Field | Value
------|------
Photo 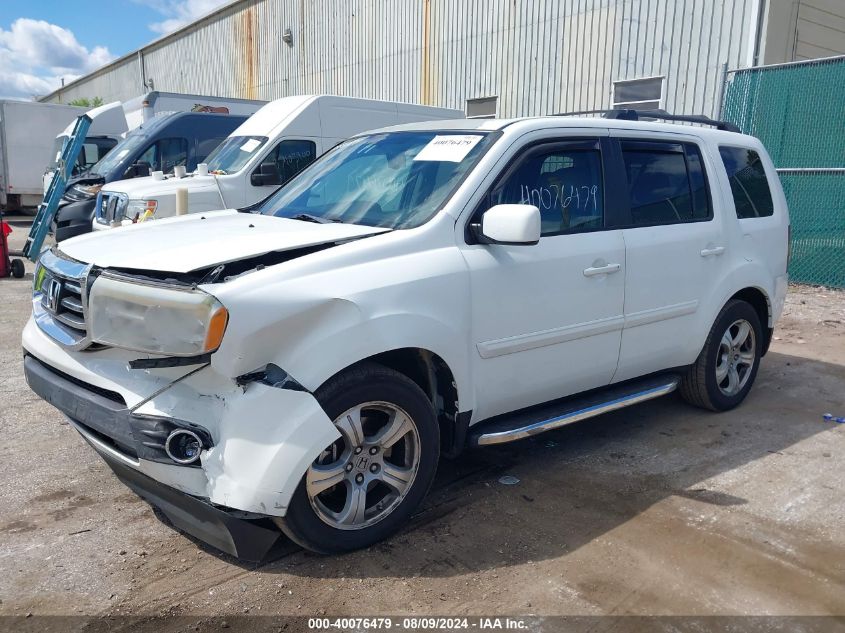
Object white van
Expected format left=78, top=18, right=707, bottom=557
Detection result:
left=93, top=95, right=461, bottom=229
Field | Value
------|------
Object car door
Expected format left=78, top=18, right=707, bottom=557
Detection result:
left=610, top=134, right=731, bottom=383
left=461, top=137, right=627, bottom=420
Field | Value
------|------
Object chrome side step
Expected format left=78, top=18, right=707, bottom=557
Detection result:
left=470, top=375, right=680, bottom=447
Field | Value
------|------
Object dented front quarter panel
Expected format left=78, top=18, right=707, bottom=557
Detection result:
left=205, top=218, right=474, bottom=409
left=201, top=383, right=340, bottom=515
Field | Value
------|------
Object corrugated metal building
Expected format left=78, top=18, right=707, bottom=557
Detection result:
left=39, top=0, right=845, bottom=118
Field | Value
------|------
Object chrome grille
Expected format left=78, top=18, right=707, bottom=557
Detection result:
left=95, top=191, right=128, bottom=225
left=33, top=249, right=93, bottom=350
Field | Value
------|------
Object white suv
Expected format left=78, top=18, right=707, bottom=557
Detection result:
left=23, top=112, right=789, bottom=558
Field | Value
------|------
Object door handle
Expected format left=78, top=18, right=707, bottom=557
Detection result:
left=700, top=246, right=726, bottom=257
left=583, top=263, right=621, bottom=277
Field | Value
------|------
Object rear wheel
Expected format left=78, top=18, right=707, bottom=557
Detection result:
left=680, top=300, right=763, bottom=411
left=277, top=363, right=439, bottom=553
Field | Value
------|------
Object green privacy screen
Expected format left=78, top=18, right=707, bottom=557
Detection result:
left=722, top=56, right=845, bottom=288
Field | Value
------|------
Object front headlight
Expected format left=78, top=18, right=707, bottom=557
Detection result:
left=126, top=199, right=157, bottom=221
left=72, top=183, right=103, bottom=197
left=88, top=274, right=228, bottom=356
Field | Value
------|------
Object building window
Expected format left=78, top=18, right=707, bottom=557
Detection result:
left=466, top=96, right=498, bottom=119
left=612, top=77, right=664, bottom=111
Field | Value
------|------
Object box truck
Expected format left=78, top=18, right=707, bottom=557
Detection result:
left=0, top=100, right=86, bottom=210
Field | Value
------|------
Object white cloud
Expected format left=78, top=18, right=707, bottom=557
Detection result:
left=0, top=18, right=112, bottom=99
left=143, top=0, right=233, bottom=35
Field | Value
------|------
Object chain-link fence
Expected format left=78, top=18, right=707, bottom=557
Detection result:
left=722, top=55, right=845, bottom=288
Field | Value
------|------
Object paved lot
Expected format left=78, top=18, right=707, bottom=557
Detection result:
left=1, top=222, right=843, bottom=622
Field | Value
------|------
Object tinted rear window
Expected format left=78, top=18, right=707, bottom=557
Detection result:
left=621, top=141, right=712, bottom=225
left=719, top=147, right=774, bottom=218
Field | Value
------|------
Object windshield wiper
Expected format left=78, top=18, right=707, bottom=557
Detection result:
left=290, top=213, right=343, bottom=224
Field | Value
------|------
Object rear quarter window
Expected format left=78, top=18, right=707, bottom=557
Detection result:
left=719, top=147, right=774, bottom=218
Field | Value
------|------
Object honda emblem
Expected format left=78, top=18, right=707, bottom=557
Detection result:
left=47, top=278, right=61, bottom=313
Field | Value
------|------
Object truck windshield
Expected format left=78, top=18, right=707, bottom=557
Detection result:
left=48, top=137, right=118, bottom=176
left=257, top=131, right=496, bottom=229
left=88, top=133, right=148, bottom=177
left=205, top=135, right=267, bottom=174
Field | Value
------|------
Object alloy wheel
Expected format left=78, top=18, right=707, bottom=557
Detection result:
left=715, top=318, right=756, bottom=396
left=306, top=401, right=421, bottom=530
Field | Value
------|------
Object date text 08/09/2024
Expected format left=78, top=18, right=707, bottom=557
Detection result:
left=307, top=617, right=529, bottom=630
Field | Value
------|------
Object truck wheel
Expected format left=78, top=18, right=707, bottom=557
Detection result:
left=680, top=300, right=763, bottom=412
left=277, top=362, right=440, bottom=554
left=10, top=258, right=25, bottom=278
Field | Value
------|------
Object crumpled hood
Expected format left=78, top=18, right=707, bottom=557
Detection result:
left=58, top=209, right=390, bottom=273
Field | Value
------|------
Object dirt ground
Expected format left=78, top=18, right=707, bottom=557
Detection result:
left=1, top=220, right=843, bottom=626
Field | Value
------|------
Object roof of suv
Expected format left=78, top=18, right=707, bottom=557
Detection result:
left=372, top=116, right=755, bottom=144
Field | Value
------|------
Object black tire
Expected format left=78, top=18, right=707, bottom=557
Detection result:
left=680, top=299, right=763, bottom=412
left=10, top=258, right=25, bottom=278
left=277, top=362, right=440, bottom=554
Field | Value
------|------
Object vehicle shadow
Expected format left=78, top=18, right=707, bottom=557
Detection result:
left=174, top=350, right=845, bottom=577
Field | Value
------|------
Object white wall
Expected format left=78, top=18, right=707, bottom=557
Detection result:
left=42, top=0, right=759, bottom=118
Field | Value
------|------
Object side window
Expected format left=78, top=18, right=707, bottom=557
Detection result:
left=621, top=141, right=711, bottom=225
left=259, top=140, right=317, bottom=185
left=136, top=143, right=156, bottom=168
left=489, top=144, right=604, bottom=236
left=75, top=139, right=117, bottom=174
left=719, top=147, right=774, bottom=218
left=133, top=138, right=188, bottom=172
left=157, top=137, right=189, bottom=173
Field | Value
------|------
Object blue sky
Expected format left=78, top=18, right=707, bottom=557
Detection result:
left=0, top=0, right=230, bottom=99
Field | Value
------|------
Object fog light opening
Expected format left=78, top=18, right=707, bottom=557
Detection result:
left=164, top=429, right=204, bottom=465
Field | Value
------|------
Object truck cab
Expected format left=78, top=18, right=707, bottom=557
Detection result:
left=42, top=101, right=129, bottom=196
left=92, top=95, right=462, bottom=229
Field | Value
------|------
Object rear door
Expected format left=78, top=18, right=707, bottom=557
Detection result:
left=461, top=135, right=628, bottom=420
left=609, top=132, right=731, bottom=382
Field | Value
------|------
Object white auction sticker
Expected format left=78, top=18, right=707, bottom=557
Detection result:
left=240, top=138, right=261, bottom=152
left=413, top=135, right=483, bottom=162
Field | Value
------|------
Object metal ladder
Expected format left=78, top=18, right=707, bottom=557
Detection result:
left=22, top=114, right=92, bottom=261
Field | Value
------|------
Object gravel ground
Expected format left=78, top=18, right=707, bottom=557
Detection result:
left=1, top=222, right=843, bottom=627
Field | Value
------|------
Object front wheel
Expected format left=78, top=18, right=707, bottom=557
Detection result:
left=277, top=363, right=440, bottom=554
left=680, top=299, right=763, bottom=411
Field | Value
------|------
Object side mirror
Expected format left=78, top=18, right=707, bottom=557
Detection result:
left=251, top=162, right=282, bottom=187
left=124, top=162, right=151, bottom=179
left=478, top=204, right=541, bottom=245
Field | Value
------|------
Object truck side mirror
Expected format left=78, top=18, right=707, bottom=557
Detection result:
left=124, top=162, right=151, bottom=179
left=251, top=162, right=282, bottom=187
left=476, top=204, right=541, bottom=245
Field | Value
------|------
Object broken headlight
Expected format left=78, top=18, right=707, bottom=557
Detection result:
left=88, top=273, right=228, bottom=356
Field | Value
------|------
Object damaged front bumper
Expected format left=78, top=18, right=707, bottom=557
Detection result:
left=22, top=318, right=340, bottom=559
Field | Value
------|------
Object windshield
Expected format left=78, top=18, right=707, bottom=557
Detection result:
left=89, top=133, right=148, bottom=177
left=205, top=135, right=267, bottom=174
left=257, top=131, right=496, bottom=229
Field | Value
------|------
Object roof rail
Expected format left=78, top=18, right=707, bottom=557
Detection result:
left=553, top=108, right=741, bottom=133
